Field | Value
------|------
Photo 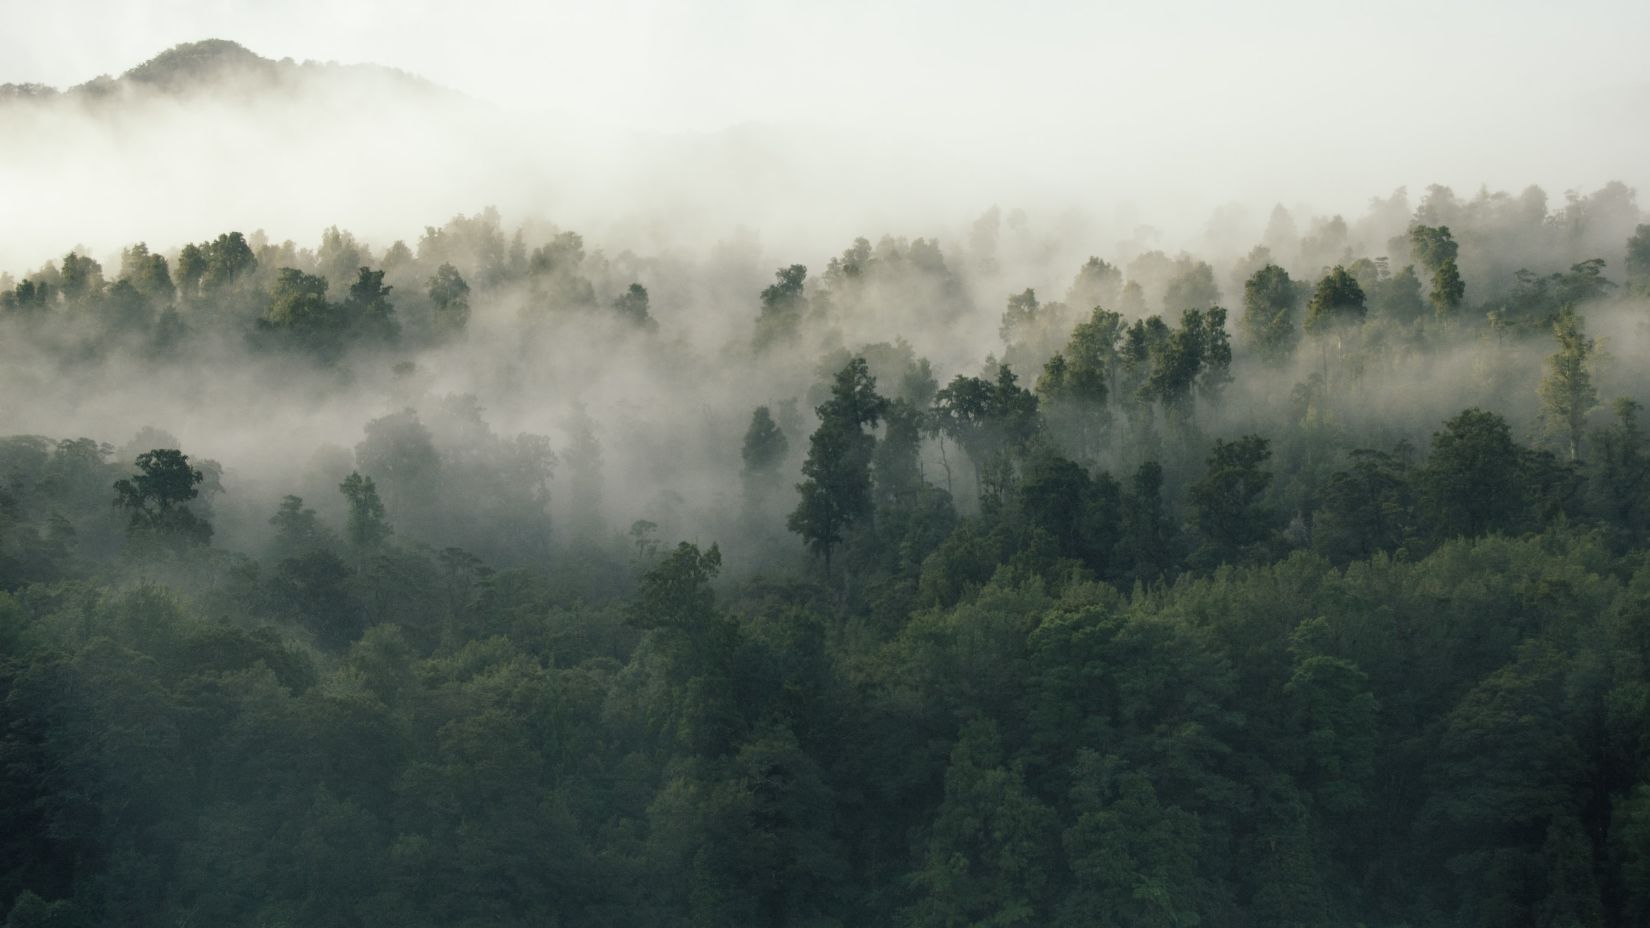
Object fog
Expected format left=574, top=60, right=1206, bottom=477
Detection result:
left=7, top=11, right=1650, bottom=928
left=1, top=8, right=1647, bottom=590
left=6, top=1, right=1650, bottom=272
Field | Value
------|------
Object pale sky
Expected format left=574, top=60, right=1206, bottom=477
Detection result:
left=4, top=0, right=1648, bottom=135
left=2, top=0, right=1648, bottom=269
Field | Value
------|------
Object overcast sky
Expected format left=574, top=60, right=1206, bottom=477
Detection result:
left=6, top=0, right=1648, bottom=135
left=2, top=0, right=1648, bottom=267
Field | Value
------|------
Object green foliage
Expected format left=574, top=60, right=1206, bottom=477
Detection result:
left=788, top=357, right=887, bottom=572
left=934, top=365, right=1040, bottom=506
left=1163, top=259, right=1219, bottom=310
left=342, top=265, right=398, bottom=341
left=338, top=471, right=390, bottom=560
left=1305, top=265, right=1367, bottom=332
left=1409, top=224, right=1466, bottom=317
left=1190, top=435, right=1275, bottom=564
left=1627, top=223, right=1650, bottom=294
left=1420, top=408, right=1532, bottom=539
left=1242, top=264, right=1301, bottom=363
left=740, top=406, right=788, bottom=480
left=907, top=719, right=1057, bottom=928
left=7, top=191, right=1650, bottom=928
left=427, top=262, right=470, bottom=335
left=753, top=264, right=808, bottom=350
left=1539, top=306, right=1598, bottom=461
left=1313, top=447, right=1416, bottom=562
left=612, top=282, right=655, bottom=329
left=112, top=448, right=211, bottom=549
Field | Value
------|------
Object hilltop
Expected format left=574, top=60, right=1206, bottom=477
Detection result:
left=0, top=39, right=452, bottom=103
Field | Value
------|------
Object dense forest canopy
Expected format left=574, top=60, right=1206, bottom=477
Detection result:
left=2, top=170, right=1648, bottom=927
left=4, top=28, right=1650, bottom=928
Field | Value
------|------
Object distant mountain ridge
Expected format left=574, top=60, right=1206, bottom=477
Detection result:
left=0, top=39, right=454, bottom=103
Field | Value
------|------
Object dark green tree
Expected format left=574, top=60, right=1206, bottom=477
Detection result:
left=1539, top=306, right=1598, bottom=461
left=1189, top=434, right=1275, bottom=563
left=1313, top=447, right=1416, bottom=562
left=754, top=264, right=808, bottom=350
left=1420, top=408, right=1529, bottom=539
left=342, top=266, right=398, bottom=342
left=1589, top=399, right=1650, bottom=549
left=1627, top=223, right=1650, bottom=295
left=338, top=472, right=390, bottom=568
left=612, top=282, right=654, bottom=329
left=1409, top=224, right=1465, bottom=317
left=118, top=243, right=174, bottom=305
left=788, top=357, right=887, bottom=573
left=112, top=449, right=211, bottom=549
left=741, top=406, right=789, bottom=480
left=428, top=262, right=470, bottom=335
left=1242, top=264, right=1301, bottom=363
left=1305, top=265, right=1367, bottom=333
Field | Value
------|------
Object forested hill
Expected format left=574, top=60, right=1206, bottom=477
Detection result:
left=2, top=185, right=1650, bottom=926
left=0, top=39, right=450, bottom=104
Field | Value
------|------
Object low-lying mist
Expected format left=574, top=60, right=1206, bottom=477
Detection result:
left=2, top=174, right=1647, bottom=581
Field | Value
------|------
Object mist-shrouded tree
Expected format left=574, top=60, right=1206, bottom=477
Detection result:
left=630, top=540, right=722, bottom=634
left=740, top=405, right=789, bottom=515
left=788, top=357, right=886, bottom=574
left=1409, top=224, right=1465, bottom=317
left=934, top=365, right=1039, bottom=507
left=1305, top=265, right=1367, bottom=333
left=1590, top=398, right=1650, bottom=549
left=1116, top=460, right=1177, bottom=586
left=174, top=242, right=206, bottom=298
left=741, top=406, right=789, bottom=480
left=754, top=264, right=809, bottom=350
left=317, top=226, right=368, bottom=286
left=872, top=398, right=927, bottom=510
left=612, top=282, right=655, bottom=329
left=112, top=449, right=211, bottom=549
left=1539, top=306, right=1598, bottom=461
left=0, top=277, right=52, bottom=316
left=1420, top=408, right=1528, bottom=540
left=1627, top=223, right=1650, bottom=295
left=428, top=262, right=470, bottom=335
left=58, top=252, right=104, bottom=304
left=1065, top=256, right=1123, bottom=310
left=118, top=243, right=174, bottom=305
left=1242, top=264, right=1301, bottom=363
left=200, top=231, right=257, bottom=293
left=1305, top=265, right=1366, bottom=388
left=339, top=471, right=390, bottom=567
left=1143, top=308, right=1231, bottom=428
left=1163, top=259, right=1220, bottom=310
left=1189, top=434, right=1275, bottom=564
left=261, top=268, right=344, bottom=354
left=1313, top=447, right=1417, bottom=563
left=342, top=266, right=398, bottom=342
left=268, top=494, right=334, bottom=560
left=1037, top=307, right=1124, bottom=461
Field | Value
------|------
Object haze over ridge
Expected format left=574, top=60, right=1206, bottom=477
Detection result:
left=3, top=10, right=1648, bottom=274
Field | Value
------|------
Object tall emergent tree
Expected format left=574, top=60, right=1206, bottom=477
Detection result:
left=1539, top=306, right=1598, bottom=461
left=1189, top=434, right=1275, bottom=564
left=1409, top=224, right=1465, bottom=317
left=788, top=357, right=887, bottom=573
left=1242, top=264, right=1301, bottom=364
left=428, top=262, right=471, bottom=335
left=339, top=471, right=390, bottom=568
left=754, top=264, right=809, bottom=350
left=741, top=405, right=789, bottom=513
left=112, top=449, right=211, bottom=549
left=1305, top=266, right=1366, bottom=387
